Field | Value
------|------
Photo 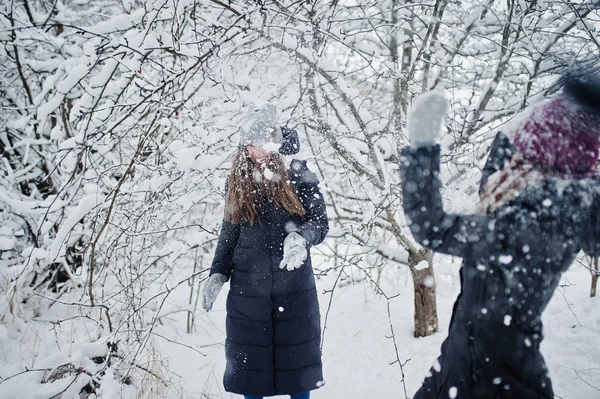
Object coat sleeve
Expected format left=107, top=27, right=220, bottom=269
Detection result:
left=209, top=183, right=240, bottom=279
left=401, top=145, right=494, bottom=257
left=479, top=131, right=516, bottom=197
left=279, top=126, right=300, bottom=155
left=291, top=160, right=329, bottom=246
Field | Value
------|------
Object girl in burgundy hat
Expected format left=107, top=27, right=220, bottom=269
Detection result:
left=401, top=73, right=600, bottom=399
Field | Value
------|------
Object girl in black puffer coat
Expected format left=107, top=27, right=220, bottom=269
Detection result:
left=202, top=104, right=328, bottom=399
left=401, top=73, right=600, bottom=399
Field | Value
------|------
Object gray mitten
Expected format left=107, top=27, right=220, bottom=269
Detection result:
left=202, top=273, right=228, bottom=312
left=279, top=232, right=308, bottom=271
left=407, top=90, right=449, bottom=147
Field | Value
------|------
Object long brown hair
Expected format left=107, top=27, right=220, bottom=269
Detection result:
left=225, top=148, right=306, bottom=224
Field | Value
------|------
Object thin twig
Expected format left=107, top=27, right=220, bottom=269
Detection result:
left=320, top=262, right=347, bottom=352
left=150, top=331, right=207, bottom=357
left=556, top=278, right=583, bottom=328
left=387, top=300, right=410, bottom=399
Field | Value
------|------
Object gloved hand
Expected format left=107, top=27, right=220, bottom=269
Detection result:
left=202, top=273, right=228, bottom=312
left=407, top=90, right=449, bottom=147
left=279, top=232, right=308, bottom=271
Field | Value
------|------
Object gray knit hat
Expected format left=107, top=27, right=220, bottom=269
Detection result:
left=239, top=104, right=282, bottom=146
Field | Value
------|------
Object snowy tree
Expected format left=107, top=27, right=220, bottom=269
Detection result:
left=0, top=0, right=259, bottom=394
left=220, top=0, right=597, bottom=338
left=1, top=0, right=599, bottom=395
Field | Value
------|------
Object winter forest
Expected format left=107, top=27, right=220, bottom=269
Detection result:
left=1, top=0, right=600, bottom=398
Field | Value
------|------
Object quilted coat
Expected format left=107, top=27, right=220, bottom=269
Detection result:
left=210, top=159, right=329, bottom=396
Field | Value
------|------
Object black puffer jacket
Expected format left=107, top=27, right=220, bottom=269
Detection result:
left=401, top=137, right=600, bottom=398
left=210, top=159, right=329, bottom=396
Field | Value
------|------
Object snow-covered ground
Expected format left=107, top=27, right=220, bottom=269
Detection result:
left=0, top=254, right=598, bottom=398
left=137, top=256, right=600, bottom=398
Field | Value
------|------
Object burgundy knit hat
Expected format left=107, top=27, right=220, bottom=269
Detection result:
left=510, top=73, right=600, bottom=174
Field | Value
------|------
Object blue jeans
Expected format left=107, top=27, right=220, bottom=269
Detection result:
left=244, top=392, right=309, bottom=399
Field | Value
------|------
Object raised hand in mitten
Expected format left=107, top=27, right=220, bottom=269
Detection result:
left=407, top=90, right=449, bottom=147
left=202, top=273, right=228, bottom=312
left=279, top=232, right=308, bottom=271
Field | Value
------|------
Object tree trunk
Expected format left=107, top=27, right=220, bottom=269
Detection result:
left=409, top=249, right=439, bottom=337
left=591, top=257, right=599, bottom=298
